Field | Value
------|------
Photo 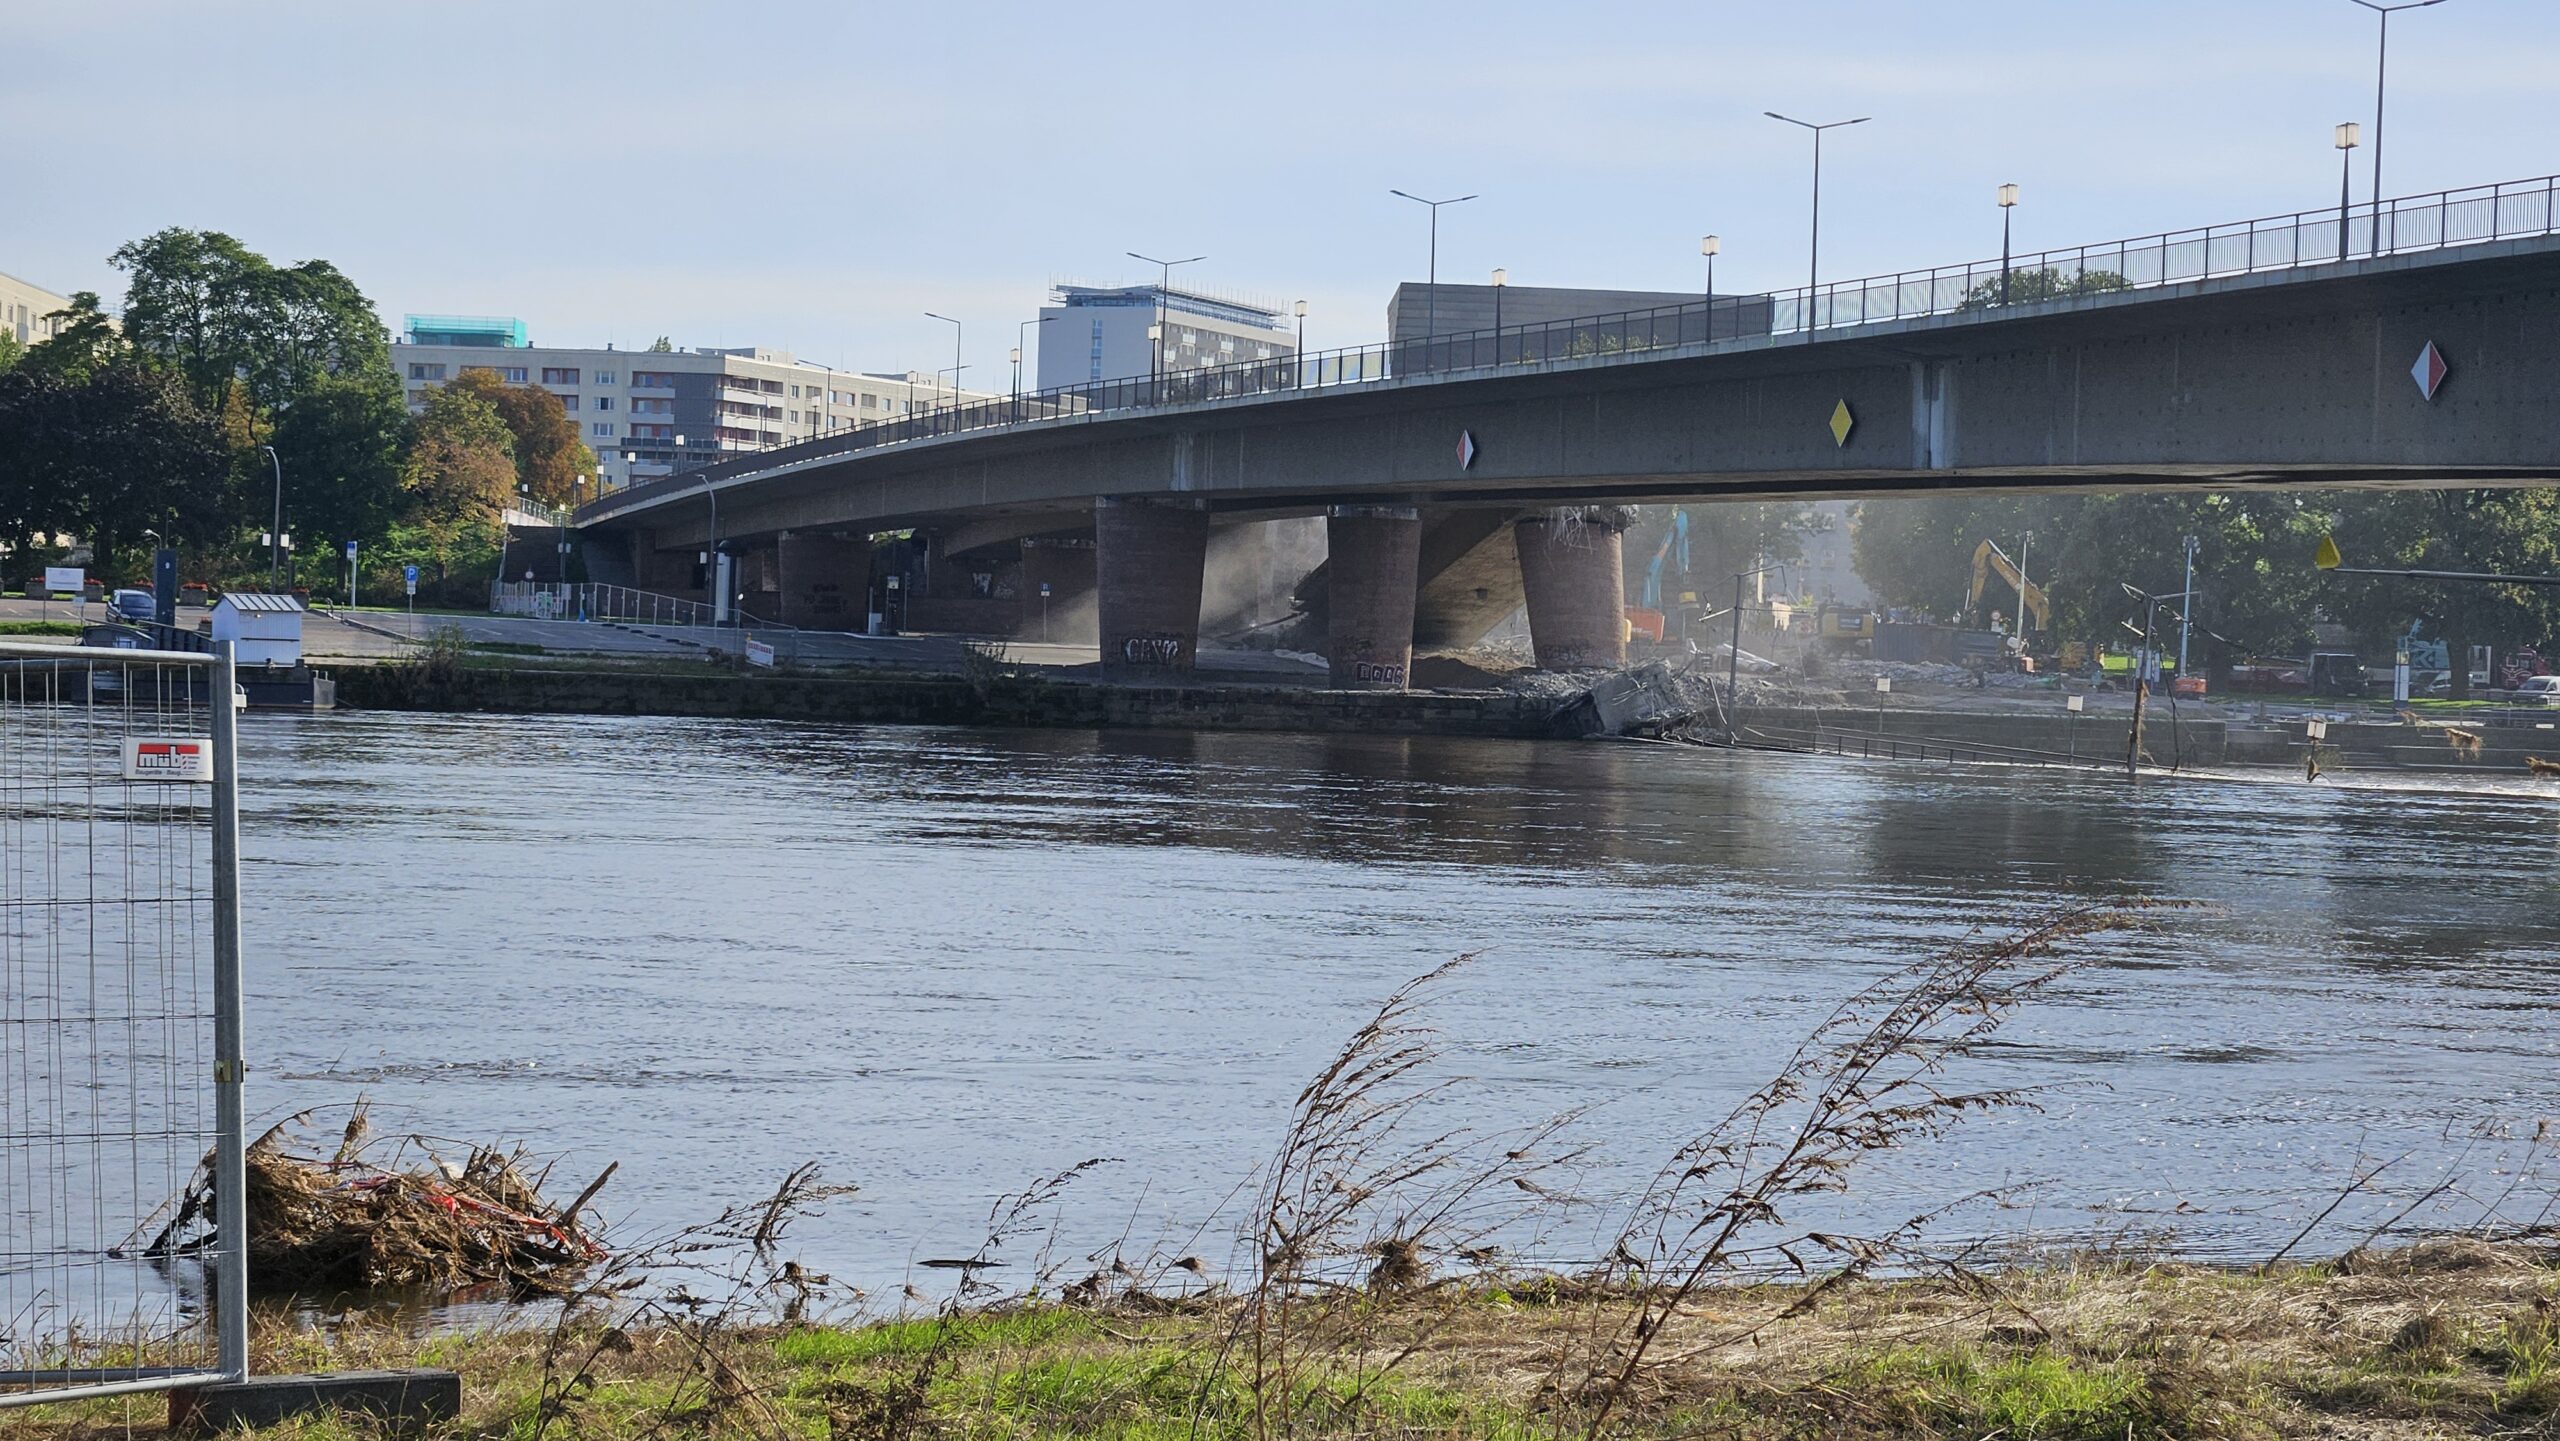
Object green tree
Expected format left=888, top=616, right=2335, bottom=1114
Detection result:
left=1958, top=267, right=2133, bottom=310
left=446, top=368, right=598, bottom=506
left=2319, top=488, right=2560, bottom=699
left=646, top=335, right=674, bottom=352
left=401, top=382, right=517, bottom=524
left=0, top=360, right=235, bottom=579
left=269, top=374, right=411, bottom=555
left=110, top=228, right=393, bottom=408
left=0, top=330, right=22, bottom=375
left=17, top=293, right=126, bottom=384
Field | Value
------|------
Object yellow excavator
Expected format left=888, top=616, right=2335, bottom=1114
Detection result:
left=1968, top=539, right=2051, bottom=632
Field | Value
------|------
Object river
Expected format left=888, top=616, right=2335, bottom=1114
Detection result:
left=233, top=712, right=2560, bottom=1297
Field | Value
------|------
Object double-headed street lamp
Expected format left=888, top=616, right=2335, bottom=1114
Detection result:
left=1997, top=183, right=2020, bottom=304
left=1127, top=250, right=1205, bottom=395
left=2350, top=0, right=2448, bottom=257
left=924, top=311, right=963, bottom=424
left=1764, top=112, right=1870, bottom=337
left=2335, top=121, right=2364, bottom=258
left=1389, top=189, right=1476, bottom=342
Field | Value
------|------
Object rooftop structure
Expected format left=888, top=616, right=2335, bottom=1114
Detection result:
left=1036, top=284, right=1296, bottom=391
left=402, top=314, right=530, bottom=348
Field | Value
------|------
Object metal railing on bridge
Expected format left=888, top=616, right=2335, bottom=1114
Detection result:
left=588, top=170, right=2560, bottom=518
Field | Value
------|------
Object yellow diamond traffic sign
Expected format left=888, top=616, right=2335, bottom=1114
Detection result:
left=1828, top=399, right=1855, bottom=448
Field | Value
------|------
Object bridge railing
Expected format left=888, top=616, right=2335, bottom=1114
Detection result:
left=585, top=171, right=2560, bottom=520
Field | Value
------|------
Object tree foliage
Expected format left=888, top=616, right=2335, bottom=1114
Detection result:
left=111, top=228, right=395, bottom=408
left=446, top=368, right=598, bottom=507
left=401, top=382, right=518, bottom=525
left=18, top=293, right=126, bottom=384
left=0, top=359, right=235, bottom=577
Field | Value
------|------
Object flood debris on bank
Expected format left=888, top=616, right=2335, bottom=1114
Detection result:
left=128, top=1102, right=609, bottom=1297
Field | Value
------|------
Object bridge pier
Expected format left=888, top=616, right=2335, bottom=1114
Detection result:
left=1096, top=497, right=1209, bottom=679
left=1515, top=508, right=1630, bottom=671
left=632, top=528, right=701, bottom=600
left=775, top=530, right=865, bottom=629
left=1325, top=506, right=1420, bottom=690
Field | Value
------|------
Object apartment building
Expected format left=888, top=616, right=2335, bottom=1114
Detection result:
left=392, top=315, right=997, bottom=493
left=0, top=269, right=75, bottom=346
left=1034, top=285, right=1295, bottom=391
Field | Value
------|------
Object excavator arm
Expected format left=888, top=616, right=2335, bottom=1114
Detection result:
left=1967, top=539, right=2051, bottom=630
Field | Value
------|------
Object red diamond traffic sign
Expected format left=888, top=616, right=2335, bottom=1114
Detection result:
left=2411, top=341, right=2450, bottom=402
left=1456, top=430, right=1478, bottom=469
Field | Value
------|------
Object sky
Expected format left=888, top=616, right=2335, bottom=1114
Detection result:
left=5, top=0, right=2557, bottom=382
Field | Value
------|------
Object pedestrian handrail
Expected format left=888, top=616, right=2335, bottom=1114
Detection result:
left=492, top=581, right=797, bottom=633
left=580, top=170, right=2560, bottom=524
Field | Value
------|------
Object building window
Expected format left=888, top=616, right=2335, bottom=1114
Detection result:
left=596, top=396, right=616, bottom=411
left=759, top=379, right=784, bottom=395
left=632, top=397, right=672, bottom=415
left=541, top=367, right=579, bottom=385
left=408, top=362, right=446, bottom=381
left=555, top=396, right=577, bottom=411
left=592, top=422, right=616, bottom=437
left=789, top=384, right=802, bottom=398
left=596, top=370, right=617, bottom=385
left=496, top=366, right=529, bottom=383
left=861, top=393, right=877, bottom=409
left=632, top=371, right=676, bottom=389
left=786, top=410, right=799, bottom=423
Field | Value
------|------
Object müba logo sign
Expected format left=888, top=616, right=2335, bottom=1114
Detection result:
left=122, top=737, right=213, bottom=783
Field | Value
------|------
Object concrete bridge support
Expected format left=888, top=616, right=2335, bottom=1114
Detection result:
left=1097, top=497, right=1209, bottom=679
left=775, top=530, right=866, bottom=629
left=1325, top=506, right=1421, bottom=690
left=1019, top=537, right=1096, bottom=644
left=631, top=528, right=701, bottom=600
left=1514, top=508, right=1629, bottom=671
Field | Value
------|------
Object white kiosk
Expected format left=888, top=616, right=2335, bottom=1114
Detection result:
left=208, top=593, right=306, bottom=669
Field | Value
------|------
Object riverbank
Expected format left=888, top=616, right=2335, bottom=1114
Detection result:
left=19, top=1238, right=2559, bottom=1438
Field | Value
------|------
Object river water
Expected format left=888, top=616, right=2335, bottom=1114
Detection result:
left=233, top=712, right=2560, bottom=1296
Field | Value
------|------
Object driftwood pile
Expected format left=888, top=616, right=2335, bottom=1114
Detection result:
left=129, top=1103, right=611, bottom=1298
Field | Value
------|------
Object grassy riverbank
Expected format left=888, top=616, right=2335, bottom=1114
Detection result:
left=19, top=1238, right=2560, bottom=1438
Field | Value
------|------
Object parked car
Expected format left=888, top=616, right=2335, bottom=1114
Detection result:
left=107, top=588, right=156, bottom=622
left=2515, top=675, right=2560, bottom=706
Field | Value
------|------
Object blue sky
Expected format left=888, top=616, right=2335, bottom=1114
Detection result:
left=5, top=0, right=2555, bottom=381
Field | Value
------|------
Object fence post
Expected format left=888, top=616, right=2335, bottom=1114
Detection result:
left=207, top=642, right=250, bottom=1382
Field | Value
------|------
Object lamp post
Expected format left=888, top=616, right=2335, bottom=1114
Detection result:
left=1013, top=314, right=1051, bottom=416
left=1700, top=234, right=1720, bottom=299
left=2334, top=121, right=2363, bottom=258
left=1292, top=300, right=1307, bottom=386
left=1997, top=183, right=2020, bottom=305
left=697, top=460, right=723, bottom=625
left=2178, top=533, right=2200, bottom=681
left=2351, top=0, right=2447, bottom=257
left=924, top=311, right=962, bottom=426
left=1490, top=267, right=1506, bottom=344
left=259, top=444, right=283, bottom=588
left=1126, top=250, right=1206, bottom=396
left=1765, top=112, right=1870, bottom=337
left=1388, top=189, right=1476, bottom=342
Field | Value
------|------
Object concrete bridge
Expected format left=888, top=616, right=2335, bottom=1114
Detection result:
left=575, top=176, right=2560, bottom=684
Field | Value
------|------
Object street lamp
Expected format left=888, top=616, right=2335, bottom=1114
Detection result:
left=1490, top=267, right=1506, bottom=337
left=1388, top=189, right=1476, bottom=342
left=924, top=311, right=962, bottom=422
left=1700, top=234, right=1720, bottom=299
left=258, top=444, right=284, bottom=587
left=2334, top=121, right=2364, bottom=259
left=1996, top=183, right=2021, bottom=304
left=697, top=463, right=722, bottom=624
left=1013, top=314, right=1052, bottom=413
left=1765, top=112, right=1870, bottom=336
left=1127, top=250, right=1206, bottom=395
left=2350, top=0, right=2447, bottom=257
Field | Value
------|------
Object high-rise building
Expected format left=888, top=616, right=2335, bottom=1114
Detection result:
left=391, top=315, right=998, bottom=493
left=1035, top=285, right=1295, bottom=391
left=0, top=269, right=75, bottom=346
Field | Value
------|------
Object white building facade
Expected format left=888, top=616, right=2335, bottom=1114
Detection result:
left=391, top=315, right=998, bottom=493
left=0, top=269, right=74, bottom=346
left=1034, top=285, right=1294, bottom=392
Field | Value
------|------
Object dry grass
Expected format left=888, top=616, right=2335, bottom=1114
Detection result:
left=14, top=1240, right=2560, bottom=1438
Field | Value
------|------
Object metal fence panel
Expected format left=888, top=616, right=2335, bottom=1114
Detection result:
left=0, top=644, right=243, bottom=1409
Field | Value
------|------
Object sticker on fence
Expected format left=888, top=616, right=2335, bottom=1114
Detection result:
left=122, top=736, right=214, bottom=782
left=745, top=637, right=777, bottom=668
